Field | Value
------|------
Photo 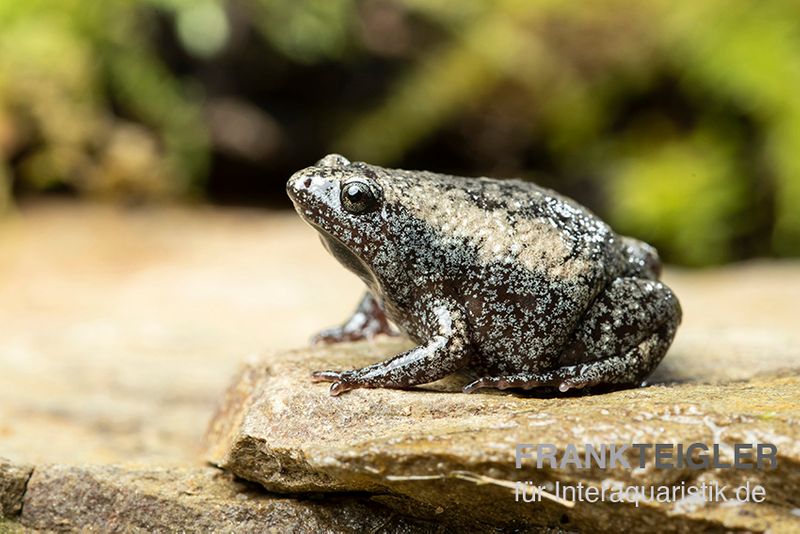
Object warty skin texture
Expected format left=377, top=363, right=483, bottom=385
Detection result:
left=286, top=154, right=681, bottom=396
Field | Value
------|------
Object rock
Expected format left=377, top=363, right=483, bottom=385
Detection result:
left=3, top=204, right=800, bottom=470
left=0, top=520, right=26, bottom=533
left=3, top=206, right=800, bottom=530
left=204, top=340, right=800, bottom=532
left=18, top=464, right=438, bottom=533
left=0, top=459, right=32, bottom=518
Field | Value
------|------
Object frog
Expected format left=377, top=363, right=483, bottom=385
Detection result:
left=286, top=154, right=681, bottom=396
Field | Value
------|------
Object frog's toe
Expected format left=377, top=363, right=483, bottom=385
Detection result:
left=462, top=377, right=491, bottom=393
left=311, top=370, right=344, bottom=382
left=328, top=381, right=356, bottom=396
left=557, top=379, right=598, bottom=393
left=310, top=329, right=349, bottom=346
left=311, top=370, right=360, bottom=395
left=310, top=334, right=329, bottom=346
left=463, top=375, right=552, bottom=393
left=464, top=376, right=517, bottom=393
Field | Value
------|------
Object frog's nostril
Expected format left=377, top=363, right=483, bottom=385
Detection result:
left=304, top=178, right=312, bottom=188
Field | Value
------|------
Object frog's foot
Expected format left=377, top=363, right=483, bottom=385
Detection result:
left=462, top=370, right=598, bottom=394
left=311, top=292, right=398, bottom=345
left=310, top=370, right=359, bottom=396
left=311, top=322, right=398, bottom=345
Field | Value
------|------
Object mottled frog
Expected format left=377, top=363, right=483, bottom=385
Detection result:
left=287, top=154, right=681, bottom=396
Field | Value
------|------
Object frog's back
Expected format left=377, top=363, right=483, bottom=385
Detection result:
left=379, top=169, right=623, bottom=285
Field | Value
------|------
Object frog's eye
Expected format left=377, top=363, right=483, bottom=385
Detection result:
left=340, top=181, right=379, bottom=214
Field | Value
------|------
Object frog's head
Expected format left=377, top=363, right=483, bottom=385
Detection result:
left=287, top=154, right=391, bottom=287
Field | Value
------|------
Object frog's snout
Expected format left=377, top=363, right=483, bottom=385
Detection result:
left=287, top=171, right=317, bottom=203
left=286, top=172, right=309, bottom=202
left=286, top=170, right=338, bottom=210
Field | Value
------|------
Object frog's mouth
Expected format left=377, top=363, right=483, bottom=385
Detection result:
left=287, top=170, right=379, bottom=287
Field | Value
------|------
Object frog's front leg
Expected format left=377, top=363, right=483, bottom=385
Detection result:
left=465, top=277, right=681, bottom=394
left=312, top=292, right=399, bottom=345
left=312, top=298, right=472, bottom=395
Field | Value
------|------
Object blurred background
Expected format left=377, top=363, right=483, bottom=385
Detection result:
left=2, top=0, right=800, bottom=469
left=1, top=0, right=799, bottom=266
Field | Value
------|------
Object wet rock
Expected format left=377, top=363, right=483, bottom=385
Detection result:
left=204, top=339, right=800, bottom=532
left=19, top=464, right=437, bottom=533
left=0, top=459, right=32, bottom=519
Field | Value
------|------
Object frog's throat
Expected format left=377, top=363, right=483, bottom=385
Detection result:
left=317, top=231, right=377, bottom=289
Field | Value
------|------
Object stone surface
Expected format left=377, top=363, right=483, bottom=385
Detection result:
left=2, top=203, right=800, bottom=531
left=204, top=340, right=800, bottom=532
left=0, top=459, right=32, bottom=519
left=11, top=463, right=437, bottom=533
left=1, top=203, right=799, bottom=468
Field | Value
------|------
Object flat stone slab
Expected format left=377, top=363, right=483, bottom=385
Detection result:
left=2, top=461, right=437, bottom=533
left=3, top=204, right=799, bottom=470
left=204, top=340, right=800, bottom=532
left=3, top=206, right=800, bottom=530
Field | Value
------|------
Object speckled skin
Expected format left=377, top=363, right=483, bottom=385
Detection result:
left=287, top=154, right=681, bottom=396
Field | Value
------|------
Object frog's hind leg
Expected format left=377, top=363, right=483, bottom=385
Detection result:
left=464, top=277, right=681, bottom=394
left=463, top=325, right=673, bottom=393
